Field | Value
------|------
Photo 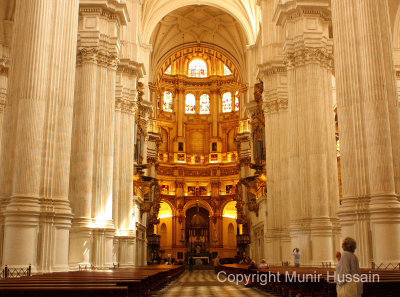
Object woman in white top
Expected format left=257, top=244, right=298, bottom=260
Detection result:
left=292, top=248, right=301, bottom=267
left=336, top=237, right=363, bottom=297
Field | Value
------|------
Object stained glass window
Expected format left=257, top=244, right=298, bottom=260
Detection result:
left=224, top=65, right=232, bottom=75
left=163, top=91, right=173, bottom=112
left=199, top=94, right=210, bottom=114
left=235, top=91, right=240, bottom=111
left=222, top=92, right=232, bottom=113
left=188, top=59, right=207, bottom=78
left=165, top=65, right=172, bottom=74
left=185, top=93, right=196, bottom=114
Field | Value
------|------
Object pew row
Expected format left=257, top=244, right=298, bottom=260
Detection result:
left=0, top=264, right=185, bottom=297
left=217, top=264, right=400, bottom=297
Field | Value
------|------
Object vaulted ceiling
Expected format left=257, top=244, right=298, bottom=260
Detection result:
left=149, top=5, right=248, bottom=81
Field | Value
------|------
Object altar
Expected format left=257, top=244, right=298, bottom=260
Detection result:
left=192, top=256, right=209, bottom=264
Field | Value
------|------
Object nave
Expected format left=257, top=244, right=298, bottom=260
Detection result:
left=153, top=270, right=274, bottom=297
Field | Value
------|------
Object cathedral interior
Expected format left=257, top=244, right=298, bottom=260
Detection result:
left=0, top=0, right=400, bottom=296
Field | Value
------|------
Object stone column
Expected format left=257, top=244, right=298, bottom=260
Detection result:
left=332, top=0, right=400, bottom=267
left=257, top=65, right=291, bottom=265
left=113, top=60, right=143, bottom=267
left=0, top=0, right=79, bottom=272
left=276, top=1, right=339, bottom=265
left=69, top=0, right=128, bottom=269
left=0, top=20, right=11, bottom=153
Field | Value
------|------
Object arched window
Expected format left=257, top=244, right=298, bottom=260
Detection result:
left=165, top=65, right=172, bottom=74
left=188, top=59, right=207, bottom=78
left=235, top=91, right=240, bottom=111
left=163, top=91, right=173, bottom=112
left=185, top=93, right=196, bottom=114
left=224, top=65, right=232, bottom=75
left=199, top=94, right=210, bottom=114
left=222, top=92, right=232, bottom=113
left=223, top=201, right=237, bottom=219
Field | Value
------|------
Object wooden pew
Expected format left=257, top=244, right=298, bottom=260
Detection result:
left=0, top=265, right=185, bottom=297
left=218, top=264, right=400, bottom=297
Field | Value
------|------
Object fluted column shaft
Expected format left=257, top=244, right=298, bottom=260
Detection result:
left=332, top=0, right=400, bottom=266
left=69, top=1, right=128, bottom=269
left=260, top=65, right=290, bottom=265
left=113, top=61, right=142, bottom=267
left=276, top=1, right=339, bottom=265
left=0, top=0, right=79, bottom=272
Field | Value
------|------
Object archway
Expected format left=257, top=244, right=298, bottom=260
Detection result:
left=185, top=206, right=210, bottom=253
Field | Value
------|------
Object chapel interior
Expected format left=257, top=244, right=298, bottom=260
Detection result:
left=0, top=0, right=399, bottom=296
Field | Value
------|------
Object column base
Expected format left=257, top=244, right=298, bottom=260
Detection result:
left=114, top=232, right=136, bottom=267
left=290, top=217, right=336, bottom=266
left=338, top=195, right=400, bottom=268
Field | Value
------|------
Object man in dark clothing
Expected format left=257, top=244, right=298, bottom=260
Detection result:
left=188, top=257, right=194, bottom=272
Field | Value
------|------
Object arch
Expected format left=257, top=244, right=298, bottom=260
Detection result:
left=183, top=200, right=213, bottom=216
left=185, top=93, right=196, bottom=114
left=158, top=201, right=173, bottom=219
left=188, top=58, right=208, bottom=78
left=153, top=43, right=243, bottom=83
left=222, top=92, right=233, bottom=113
left=142, top=0, right=259, bottom=45
left=222, top=201, right=237, bottom=219
left=199, top=94, right=210, bottom=114
left=163, top=91, right=174, bottom=112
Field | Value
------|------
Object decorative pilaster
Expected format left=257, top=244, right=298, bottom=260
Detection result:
left=276, top=0, right=340, bottom=265
left=0, top=0, right=79, bottom=272
left=332, top=0, right=400, bottom=267
left=69, top=0, right=128, bottom=269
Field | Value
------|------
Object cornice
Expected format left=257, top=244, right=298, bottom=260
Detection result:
left=274, top=0, right=331, bottom=26
left=79, top=0, right=129, bottom=25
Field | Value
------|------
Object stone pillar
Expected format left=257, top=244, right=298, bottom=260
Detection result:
left=258, top=65, right=291, bottom=265
left=69, top=0, right=128, bottom=269
left=0, top=19, right=11, bottom=153
left=0, top=0, right=79, bottom=272
left=276, top=1, right=339, bottom=265
left=113, top=60, right=143, bottom=267
left=332, top=0, right=400, bottom=267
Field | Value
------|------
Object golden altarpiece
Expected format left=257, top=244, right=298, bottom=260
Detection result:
left=135, top=46, right=268, bottom=261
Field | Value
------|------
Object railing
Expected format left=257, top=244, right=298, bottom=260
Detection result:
left=158, top=152, right=238, bottom=164
left=78, top=263, right=119, bottom=271
left=1, top=265, right=31, bottom=279
left=372, top=262, right=400, bottom=270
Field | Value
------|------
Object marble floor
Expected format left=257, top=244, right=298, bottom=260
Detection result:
left=153, top=270, right=277, bottom=297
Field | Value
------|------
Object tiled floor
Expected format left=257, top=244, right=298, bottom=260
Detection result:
left=153, top=270, right=277, bottom=297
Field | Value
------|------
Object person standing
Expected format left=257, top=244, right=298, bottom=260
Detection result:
left=214, top=255, right=221, bottom=272
left=292, top=248, right=301, bottom=267
left=336, top=237, right=363, bottom=297
left=188, top=257, right=194, bottom=272
left=258, top=259, right=269, bottom=269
